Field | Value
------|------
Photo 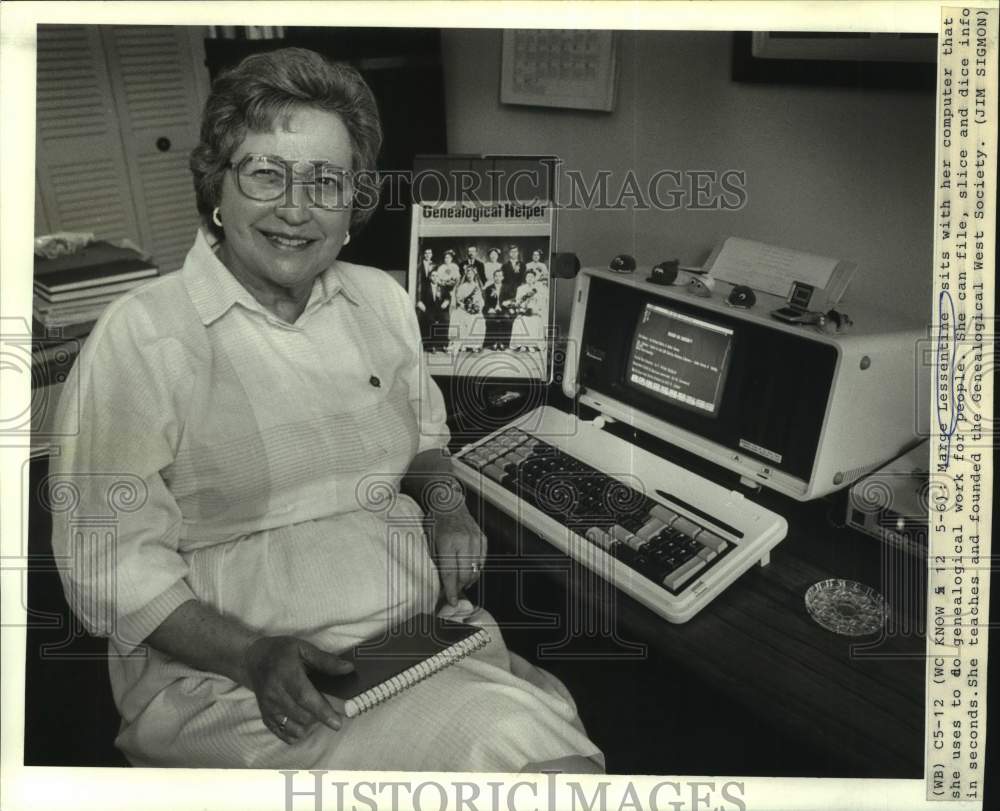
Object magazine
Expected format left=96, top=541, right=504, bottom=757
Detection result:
left=408, top=201, right=554, bottom=379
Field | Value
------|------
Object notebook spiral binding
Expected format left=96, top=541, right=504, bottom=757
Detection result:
left=345, top=629, right=491, bottom=717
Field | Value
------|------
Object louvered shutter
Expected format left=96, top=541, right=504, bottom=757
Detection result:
left=35, top=25, right=141, bottom=245
left=102, top=26, right=204, bottom=273
left=34, top=177, right=52, bottom=236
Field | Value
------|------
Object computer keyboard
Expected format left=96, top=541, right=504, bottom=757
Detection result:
left=453, top=406, right=788, bottom=623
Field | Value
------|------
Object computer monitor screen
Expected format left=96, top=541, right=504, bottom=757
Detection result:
left=577, top=276, right=838, bottom=485
left=625, top=303, right=734, bottom=417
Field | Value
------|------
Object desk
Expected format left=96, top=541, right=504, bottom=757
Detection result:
left=447, top=392, right=926, bottom=778
left=23, top=386, right=927, bottom=774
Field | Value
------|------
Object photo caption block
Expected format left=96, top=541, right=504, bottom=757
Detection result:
left=926, top=6, right=997, bottom=804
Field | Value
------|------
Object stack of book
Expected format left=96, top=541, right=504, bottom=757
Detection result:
left=33, top=241, right=159, bottom=340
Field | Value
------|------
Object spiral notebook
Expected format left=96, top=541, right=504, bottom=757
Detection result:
left=308, top=613, right=490, bottom=718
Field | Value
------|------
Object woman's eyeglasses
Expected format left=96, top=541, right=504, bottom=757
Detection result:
left=229, top=154, right=354, bottom=209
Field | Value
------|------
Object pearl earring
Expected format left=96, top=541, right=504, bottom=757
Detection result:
left=212, top=207, right=223, bottom=227
left=343, top=233, right=351, bottom=245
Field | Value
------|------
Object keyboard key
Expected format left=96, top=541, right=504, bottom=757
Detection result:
left=650, top=504, right=679, bottom=526
left=697, top=547, right=718, bottom=562
left=658, top=526, right=684, bottom=541
left=621, top=514, right=646, bottom=533
left=635, top=518, right=667, bottom=543
left=481, top=463, right=507, bottom=483
left=584, top=527, right=615, bottom=551
left=610, top=524, right=633, bottom=542
left=671, top=516, right=703, bottom=539
left=633, top=554, right=657, bottom=575
left=504, top=456, right=530, bottom=472
left=461, top=454, right=486, bottom=470
left=625, top=535, right=647, bottom=552
left=674, top=544, right=699, bottom=564
left=662, top=557, right=707, bottom=591
left=698, top=530, right=730, bottom=554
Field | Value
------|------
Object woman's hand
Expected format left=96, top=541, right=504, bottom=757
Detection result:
left=242, top=635, right=354, bottom=744
left=399, top=450, right=487, bottom=606
left=429, top=503, right=487, bottom=606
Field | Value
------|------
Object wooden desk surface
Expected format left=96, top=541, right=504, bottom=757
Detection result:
left=443, top=384, right=926, bottom=776
left=441, top=377, right=929, bottom=776
left=470, top=491, right=926, bottom=778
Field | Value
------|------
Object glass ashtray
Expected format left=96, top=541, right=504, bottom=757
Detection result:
left=804, top=579, right=887, bottom=636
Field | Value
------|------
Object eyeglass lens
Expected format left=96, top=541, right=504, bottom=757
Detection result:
left=235, top=155, right=352, bottom=209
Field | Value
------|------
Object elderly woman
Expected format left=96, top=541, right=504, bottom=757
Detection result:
left=51, top=48, right=601, bottom=773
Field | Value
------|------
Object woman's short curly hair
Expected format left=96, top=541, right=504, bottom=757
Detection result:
left=190, top=47, right=383, bottom=240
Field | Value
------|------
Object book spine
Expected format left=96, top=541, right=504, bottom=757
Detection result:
left=343, top=629, right=490, bottom=718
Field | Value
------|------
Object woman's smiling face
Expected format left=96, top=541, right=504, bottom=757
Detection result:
left=217, top=106, right=354, bottom=297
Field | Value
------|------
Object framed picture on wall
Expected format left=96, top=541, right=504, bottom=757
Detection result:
left=500, top=29, right=618, bottom=111
left=731, top=31, right=936, bottom=90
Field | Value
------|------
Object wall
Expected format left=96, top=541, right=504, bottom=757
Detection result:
left=441, top=29, right=936, bottom=327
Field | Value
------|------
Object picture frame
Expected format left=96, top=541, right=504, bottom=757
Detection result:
left=500, top=29, right=618, bottom=112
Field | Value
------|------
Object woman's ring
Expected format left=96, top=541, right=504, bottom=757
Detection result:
left=470, top=562, right=481, bottom=574
left=277, top=715, right=288, bottom=730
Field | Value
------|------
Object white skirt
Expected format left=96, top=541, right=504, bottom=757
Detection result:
left=111, top=498, right=603, bottom=771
